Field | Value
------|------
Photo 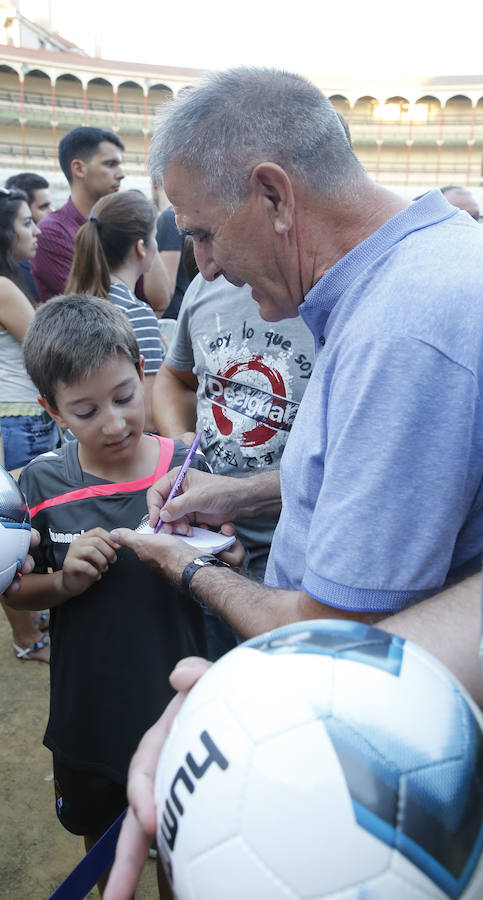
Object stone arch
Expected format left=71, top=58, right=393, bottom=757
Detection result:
left=23, top=68, right=52, bottom=106
left=382, top=96, right=411, bottom=120
left=0, top=62, right=21, bottom=90
left=148, top=82, right=173, bottom=116
left=0, top=65, right=21, bottom=137
left=86, top=77, right=115, bottom=128
left=353, top=95, right=378, bottom=119
left=55, top=73, right=84, bottom=125
left=414, top=95, right=441, bottom=121
left=328, top=94, right=350, bottom=116
left=117, top=80, right=144, bottom=136
left=118, top=79, right=144, bottom=110
left=445, top=94, right=473, bottom=119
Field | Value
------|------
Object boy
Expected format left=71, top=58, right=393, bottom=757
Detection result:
left=7, top=295, right=208, bottom=893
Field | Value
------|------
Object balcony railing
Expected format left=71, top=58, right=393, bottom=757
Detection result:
left=0, top=141, right=149, bottom=171
left=2, top=140, right=479, bottom=187
left=1, top=89, right=481, bottom=142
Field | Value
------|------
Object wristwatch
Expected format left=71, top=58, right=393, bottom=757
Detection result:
left=181, top=554, right=230, bottom=603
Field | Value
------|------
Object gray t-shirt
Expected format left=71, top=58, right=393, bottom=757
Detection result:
left=166, top=275, right=314, bottom=578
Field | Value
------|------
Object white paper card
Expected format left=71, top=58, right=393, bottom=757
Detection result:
left=135, top=518, right=235, bottom=553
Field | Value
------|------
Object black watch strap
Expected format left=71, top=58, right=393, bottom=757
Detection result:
left=181, top=555, right=230, bottom=604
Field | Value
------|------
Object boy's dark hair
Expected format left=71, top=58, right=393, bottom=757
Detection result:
left=23, top=294, right=141, bottom=409
left=4, top=172, right=49, bottom=205
left=58, top=127, right=125, bottom=184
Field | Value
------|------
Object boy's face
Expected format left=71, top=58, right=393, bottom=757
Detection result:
left=40, top=357, right=145, bottom=468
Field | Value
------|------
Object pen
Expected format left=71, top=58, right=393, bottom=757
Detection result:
left=154, top=430, right=202, bottom=533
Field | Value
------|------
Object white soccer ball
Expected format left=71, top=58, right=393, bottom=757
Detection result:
left=0, top=464, right=31, bottom=594
left=155, top=619, right=483, bottom=900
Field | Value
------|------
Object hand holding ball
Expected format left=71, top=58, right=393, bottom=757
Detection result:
left=0, top=464, right=31, bottom=594
left=155, top=620, right=483, bottom=900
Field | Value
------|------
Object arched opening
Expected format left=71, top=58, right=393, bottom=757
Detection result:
left=118, top=80, right=143, bottom=112
left=381, top=96, right=411, bottom=121
left=55, top=73, right=84, bottom=128
left=0, top=65, right=21, bottom=161
left=414, top=95, right=441, bottom=122
left=117, top=80, right=144, bottom=134
left=24, top=68, right=51, bottom=112
left=353, top=96, right=379, bottom=122
left=22, top=69, right=55, bottom=165
left=148, top=83, right=173, bottom=118
left=56, top=73, right=83, bottom=106
left=86, top=77, right=115, bottom=129
left=445, top=95, right=472, bottom=123
left=328, top=94, right=350, bottom=117
left=0, top=63, right=20, bottom=102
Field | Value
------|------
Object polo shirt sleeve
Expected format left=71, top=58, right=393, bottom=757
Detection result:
left=31, top=218, right=73, bottom=301
left=302, top=334, right=481, bottom=612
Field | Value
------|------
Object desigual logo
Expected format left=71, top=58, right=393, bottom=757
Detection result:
left=204, top=355, right=299, bottom=447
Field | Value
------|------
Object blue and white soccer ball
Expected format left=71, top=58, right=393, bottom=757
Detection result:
left=155, top=620, right=483, bottom=900
left=0, top=464, right=31, bottom=594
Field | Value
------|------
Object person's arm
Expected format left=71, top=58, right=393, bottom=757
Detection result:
left=109, top=528, right=379, bottom=637
left=159, top=250, right=180, bottom=298
left=379, top=571, right=483, bottom=707
left=0, top=277, right=34, bottom=340
left=103, top=571, right=483, bottom=900
left=142, top=373, right=157, bottom=434
left=4, top=528, right=120, bottom=612
left=152, top=363, right=198, bottom=443
left=156, top=206, right=183, bottom=299
left=141, top=251, right=171, bottom=318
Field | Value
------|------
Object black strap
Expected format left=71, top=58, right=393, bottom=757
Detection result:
left=181, top=555, right=230, bottom=602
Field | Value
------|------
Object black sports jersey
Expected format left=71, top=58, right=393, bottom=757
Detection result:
left=19, top=436, right=209, bottom=784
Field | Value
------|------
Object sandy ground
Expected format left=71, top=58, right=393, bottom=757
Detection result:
left=0, top=609, right=158, bottom=900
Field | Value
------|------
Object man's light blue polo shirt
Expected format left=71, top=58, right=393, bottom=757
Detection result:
left=265, top=190, right=483, bottom=612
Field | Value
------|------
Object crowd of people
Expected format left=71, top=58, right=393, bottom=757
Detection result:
left=1, top=69, right=482, bottom=899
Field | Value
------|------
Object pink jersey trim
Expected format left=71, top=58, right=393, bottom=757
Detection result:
left=29, top=435, right=174, bottom=519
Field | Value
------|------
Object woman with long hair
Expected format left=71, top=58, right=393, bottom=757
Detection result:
left=0, top=186, right=57, bottom=662
left=67, top=190, right=164, bottom=432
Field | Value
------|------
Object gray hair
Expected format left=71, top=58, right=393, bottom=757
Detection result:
left=149, top=67, right=364, bottom=213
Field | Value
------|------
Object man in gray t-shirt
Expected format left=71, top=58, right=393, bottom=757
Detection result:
left=153, top=273, right=314, bottom=575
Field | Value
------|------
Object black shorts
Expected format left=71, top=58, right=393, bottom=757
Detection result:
left=52, top=756, right=127, bottom=837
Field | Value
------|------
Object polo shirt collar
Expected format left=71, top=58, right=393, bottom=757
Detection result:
left=299, top=189, right=458, bottom=335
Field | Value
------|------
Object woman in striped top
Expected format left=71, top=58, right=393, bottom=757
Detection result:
left=67, top=190, right=165, bottom=432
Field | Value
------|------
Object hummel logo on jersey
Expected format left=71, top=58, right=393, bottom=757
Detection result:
left=49, top=527, right=85, bottom=544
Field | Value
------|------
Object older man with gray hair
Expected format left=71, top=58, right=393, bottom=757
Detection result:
left=105, top=68, right=483, bottom=897
left=116, top=66, right=482, bottom=630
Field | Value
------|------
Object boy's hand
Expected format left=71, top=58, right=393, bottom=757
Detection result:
left=62, top=528, right=120, bottom=596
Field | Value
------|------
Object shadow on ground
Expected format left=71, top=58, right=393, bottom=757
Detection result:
left=0, top=609, right=158, bottom=899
